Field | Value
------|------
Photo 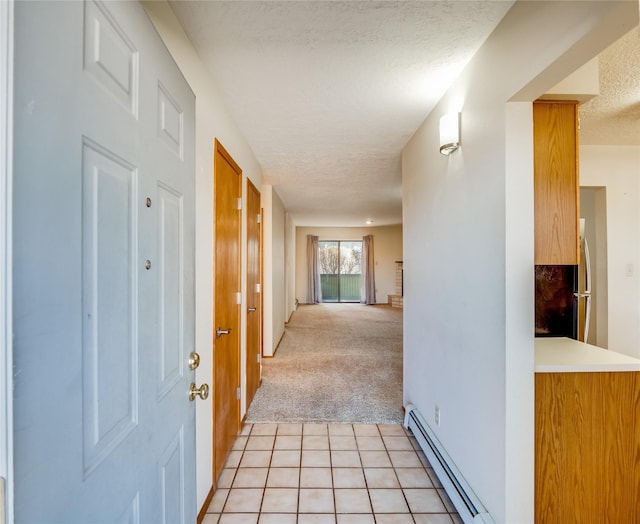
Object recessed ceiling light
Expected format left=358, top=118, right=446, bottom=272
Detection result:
left=365, top=219, right=374, bottom=225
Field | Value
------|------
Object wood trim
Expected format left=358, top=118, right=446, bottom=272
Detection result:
left=196, top=486, right=215, bottom=524
left=260, top=206, right=264, bottom=357
left=262, top=331, right=287, bottom=359
left=274, top=331, right=286, bottom=355
left=214, top=138, right=242, bottom=176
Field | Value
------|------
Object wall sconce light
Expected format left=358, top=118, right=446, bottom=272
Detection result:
left=439, top=112, right=461, bottom=155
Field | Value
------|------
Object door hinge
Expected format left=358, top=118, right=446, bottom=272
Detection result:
left=236, top=292, right=242, bottom=305
left=237, top=387, right=241, bottom=400
left=257, top=213, right=261, bottom=224
left=257, top=353, right=261, bottom=364
left=237, top=198, right=242, bottom=211
left=255, top=283, right=261, bottom=293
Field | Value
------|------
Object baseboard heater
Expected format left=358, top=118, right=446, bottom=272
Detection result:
left=404, top=404, right=495, bottom=524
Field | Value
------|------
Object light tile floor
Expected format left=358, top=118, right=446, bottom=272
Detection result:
left=204, top=423, right=462, bottom=524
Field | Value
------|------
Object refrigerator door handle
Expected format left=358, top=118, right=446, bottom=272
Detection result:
left=584, top=295, right=591, bottom=342
left=581, top=237, right=592, bottom=342
left=584, top=237, right=592, bottom=294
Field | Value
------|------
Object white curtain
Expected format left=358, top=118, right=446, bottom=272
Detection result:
left=361, top=234, right=376, bottom=304
left=307, top=235, right=322, bottom=304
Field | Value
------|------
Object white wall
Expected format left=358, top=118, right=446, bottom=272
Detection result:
left=142, top=1, right=263, bottom=511
left=580, top=145, right=640, bottom=357
left=262, top=185, right=287, bottom=357
left=285, top=213, right=297, bottom=321
left=402, top=2, right=638, bottom=522
left=295, top=225, right=403, bottom=305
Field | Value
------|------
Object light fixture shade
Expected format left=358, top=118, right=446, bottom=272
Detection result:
left=439, top=112, right=461, bottom=155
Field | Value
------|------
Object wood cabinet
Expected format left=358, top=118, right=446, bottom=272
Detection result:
left=534, top=101, right=580, bottom=265
left=535, top=371, right=640, bottom=522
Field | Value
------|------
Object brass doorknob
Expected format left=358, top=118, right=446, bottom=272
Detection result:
left=188, top=351, right=200, bottom=370
left=189, top=382, right=209, bottom=401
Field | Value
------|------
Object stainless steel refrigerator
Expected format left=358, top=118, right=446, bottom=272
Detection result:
left=574, top=218, right=592, bottom=342
left=534, top=219, right=591, bottom=341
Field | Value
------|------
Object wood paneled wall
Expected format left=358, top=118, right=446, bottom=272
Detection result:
left=535, top=371, right=640, bottom=522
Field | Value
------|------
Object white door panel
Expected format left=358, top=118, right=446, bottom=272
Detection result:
left=13, top=1, right=196, bottom=522
left=81, top=138, right=139, bottom=478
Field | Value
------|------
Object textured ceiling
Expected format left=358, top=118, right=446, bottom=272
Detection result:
left=168, top=2, right=637, bottom=227
left=579, top=25, right=640, bottom=146
left=169, top=0, right=513, bottom=226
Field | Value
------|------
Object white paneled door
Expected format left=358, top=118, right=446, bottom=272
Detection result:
left=13, top=1, right=196, bottom=522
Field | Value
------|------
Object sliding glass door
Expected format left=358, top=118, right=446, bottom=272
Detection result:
left=318, top=240, right=362, bottom=302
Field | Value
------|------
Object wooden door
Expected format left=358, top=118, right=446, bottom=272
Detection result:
left=213, top=139, right=241, bottom=483
left=13, top=1, right=197, bottom=522
left=246, top=180, right=262, bottom=408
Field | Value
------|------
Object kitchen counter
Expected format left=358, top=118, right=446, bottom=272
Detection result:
left=535, top=337, right=640, bottom=520
left=535, top=337, right=640, bottom=373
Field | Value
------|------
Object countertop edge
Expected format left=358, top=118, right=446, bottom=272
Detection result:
left=535, top=364, right=640, bottom=373
left=535, top=337, right=640, bottom=373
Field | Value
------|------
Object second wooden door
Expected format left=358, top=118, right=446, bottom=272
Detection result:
left=246, top=180, right=262, bottom=408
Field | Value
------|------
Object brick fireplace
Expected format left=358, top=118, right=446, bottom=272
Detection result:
left=388, top=260, right=403, bottom=308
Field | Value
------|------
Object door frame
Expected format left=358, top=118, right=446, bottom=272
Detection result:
left=0, top=1, right=13, bottom=522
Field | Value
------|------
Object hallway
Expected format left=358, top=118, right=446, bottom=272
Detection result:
left=204, top=303, right=461, bottom=522
left=246, top=304, right=404, bottom=424
left=204, top=422, right=462, bottom=523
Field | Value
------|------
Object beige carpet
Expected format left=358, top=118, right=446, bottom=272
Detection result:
left=245, top=303, right=404, bottom=424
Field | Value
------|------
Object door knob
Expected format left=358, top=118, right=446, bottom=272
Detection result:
left=189, top=382, right=209, bottom=401
left=216, top=327, right=231, bottom=338
left=188, top=351, right=200, bottom=370
left=248, top=307, right=256, bottom=313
